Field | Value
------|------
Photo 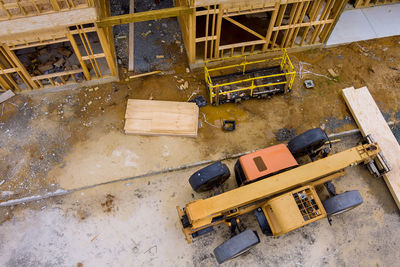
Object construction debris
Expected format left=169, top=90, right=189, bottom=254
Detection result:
left=129, top=70, right=162, bottom=79
left=0, top=90, right=15, bottom=104
left=304, top=80, right=315, bottom=89
left=328, top=68, right=339, bottom=78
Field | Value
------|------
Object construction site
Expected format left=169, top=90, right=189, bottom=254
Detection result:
left=0, top=0, right=399, bottom=266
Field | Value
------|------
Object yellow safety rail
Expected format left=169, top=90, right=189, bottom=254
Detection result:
left=204, top=49, right=296, bottom=105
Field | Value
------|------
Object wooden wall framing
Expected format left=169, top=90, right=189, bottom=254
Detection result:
left=0, top=0, right=94, bottom=21
left=176, top=0, right=347, bottom=65
left=0, top=0, right=117, bottom=93
left=353, top=0, right=400, bottom=8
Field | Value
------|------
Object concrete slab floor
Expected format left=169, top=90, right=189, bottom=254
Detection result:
left=327, top=4, right=400, bottom=46
left=0, top=138, right=399, bottom=267
left=0, top=35, right=400, bottom=265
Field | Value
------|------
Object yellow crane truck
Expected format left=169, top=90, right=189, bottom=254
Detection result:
left=177, top=128, right=390, bottom=264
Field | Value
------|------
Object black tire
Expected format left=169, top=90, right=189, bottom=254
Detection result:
left=213, top=229, right=260, bottom=264
left=287, top=128, right=328, bottom=157
left=234, top=160, right=246, bottom=187
left=254, top=208, right=273, bottom=236
left=322, top=190, right=363, bottom=216
left=189, top=162, right=230, bottom=192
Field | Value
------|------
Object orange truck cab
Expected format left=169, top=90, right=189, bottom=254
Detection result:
left=235, top=144, right=299, bottom=186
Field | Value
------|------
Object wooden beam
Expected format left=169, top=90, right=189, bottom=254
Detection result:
left=128, top=0, right=134, bottom=71
left=31, top=69, right=84, bottom=81
left=342, top=86, right=400, bottom=210
left=214, top=6, right=223, bottom=59
left=2, top=45, right=38, bottom=90
left=67, top=33, right=91, bottom=81
left=96, top=27, right=118, bottom=77
left=224, top=16, right=265, bottom=41
left=262, top=2, right=280, bottom=51
left=97, top=6, right=194, bottom=28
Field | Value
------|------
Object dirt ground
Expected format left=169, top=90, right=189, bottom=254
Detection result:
left=0, top=23, right=400, bottom=266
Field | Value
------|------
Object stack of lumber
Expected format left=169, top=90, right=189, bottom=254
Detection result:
left=124, top=99, right=199, bottom=137
left=342, top=86, right=400, bottom=210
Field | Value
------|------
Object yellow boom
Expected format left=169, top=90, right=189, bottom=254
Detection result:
left=178, top=143, right=380, bottom=242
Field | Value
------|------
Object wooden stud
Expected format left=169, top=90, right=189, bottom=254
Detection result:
left=310, top=0, right=335, bottom=44
left=1, top=45, right=38, bottom=90
left=96, top=26, right=118, bottom=77
left=204, top=6, right=210, bottom=61
left=67, top=32, right=91, bottom=80
left=320, top=0, right=346, bottom=43
left=49, top=0, right=60, bottom=11
left=263, top=2, right=280, bottom=51
left=189, top=6, right=196, bottom=64
left=281, top=3, right=298, bottom=48
left=285, top=1, right=304, bottom=47
left=81, top=26, right=102, bottom=77
left=300, top=0, right=323, bottom=46
left=76, top=25, right=100, bottom=78
left=31, top=0, right=41, bottom=14
left=209, top=5, right=217, bottom=59
left=214, top=5, right=223, bottom=59
left=48, top=77, right=55, bottom=86
left=290, top=0, right=310, bottom=47
left=0, top=61, right=20, bottom=91
left=128, top=0, right=134, bottom=71
left=271, top=4, right=287, bottom=49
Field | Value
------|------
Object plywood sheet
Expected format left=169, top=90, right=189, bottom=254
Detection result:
left=342, top=86, right=400, bottom=209
left=0, top=90, right=15, bottom=103
left=124, top=99, right=199, bottom=137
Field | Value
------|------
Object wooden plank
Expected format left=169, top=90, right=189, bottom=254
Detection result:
left=342, top=86, right=400, bottom=210
left=31, top=68, right=83, bottom=80
left=0, top=7, right=97, bottom=39
left=129, top=70, right=161, bottom=79
left=2, top=45, right=38, bottom=90
left=213, top=5, right=223, bottom=59
left=124, top=99, right=199, bottom=137
left=128, top=0, right=134, bottom=71
left=67, top=32, right=91, bottom=81
left=97, top=6, right=193, bottom=27
left=0, top=89, right=15, bottom=103
left=96, top=27, right=117, bottom=77
left=262, top=2, right=279, bottom=51
left=224, top=16, right=265, bottom=41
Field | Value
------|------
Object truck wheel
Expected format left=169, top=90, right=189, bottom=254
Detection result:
left=287, top=128, right=328, bottom=157
left=234, top=160, right=246, bottom=187
left=322, top=190, right=363, bottom=216
left=189, top=162, right=230, bottom=192
left=213, top=229, right=260, bottom=264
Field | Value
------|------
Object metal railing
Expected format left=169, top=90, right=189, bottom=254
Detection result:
left=205, top=48, right=296, bottom=105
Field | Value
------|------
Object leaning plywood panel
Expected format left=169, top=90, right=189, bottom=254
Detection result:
left=342, top=86, right=400, bottom=210
left=124, top=99, right=199, bottom=137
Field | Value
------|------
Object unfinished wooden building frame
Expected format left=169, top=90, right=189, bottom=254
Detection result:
left=176, top=0, right=347, bottom=65
left=353, top=0, right=400, bottom=8
left=0, top=0, right=117, bottom=93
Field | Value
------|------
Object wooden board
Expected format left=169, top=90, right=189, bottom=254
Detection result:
left=0, top=90, right=15, bottom=103
left=128, top=0, right=134, bottom=71
left=124, top=99, right=199, bottom=137
left=0, top=8, right=97, bottom=39
left=342, top=86, right=400, bottom=209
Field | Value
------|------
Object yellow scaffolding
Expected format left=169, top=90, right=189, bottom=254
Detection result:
left=205, top=49, right=296, bottom=105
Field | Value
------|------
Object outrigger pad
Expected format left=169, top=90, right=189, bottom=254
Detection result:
left=213, top=229, right=260, bottom=264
